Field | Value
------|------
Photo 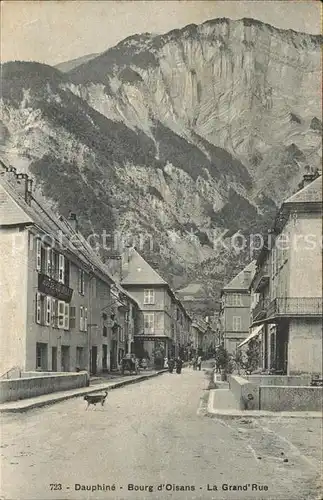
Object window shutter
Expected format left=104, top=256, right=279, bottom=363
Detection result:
left=45, top=296, right=52, bottom=326
left=45, top=247, right=52, bottom=276
left=84, top=307, right=88, bottom=331
left=35, top=293, right=42, bottom=324
left=58, top=301, right=65, bottom=328
left=36, top=240, right=42, bottom=271
left=64, top=303, right=69, bottom=330
left=52, top=298, right=58, bottom=327
left=58, top=255, right=65, bottom=284
left=80, top=306, right=84, bottom=331
left=69, top=306, right=76, bottom=329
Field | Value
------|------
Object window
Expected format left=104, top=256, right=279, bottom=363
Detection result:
left=232, top=316, right=242, bottom=332
left=58, top=254, right=65, bottom=284
left=103, top=326, right=107, bottom=337
left=36, top=343, right=48, bottom=370
left=35, top=293, right=43, bottom=324
left=45, top=247, right=52, bottom=276
left=78, top=269, right=85, bottom=295
left=144, top=313, right=154, bottom=333
left=80, top=306, right=84, bottom=331
left=58, top=301, right=65, bottom=329
left=230, top=294, right=242, bottom=306
left=144, top=289, right=155, bottom=304
left=51, top=298, right=58, bottom=327
left=69, top=306, right=76, bottom=329
left=36, top=239, right=42, bottom=271
left=64, top=303, right=69, bottom=330
left=84, top=308, right=88, bottom=331
left=45, top=296, right=52, bottom=326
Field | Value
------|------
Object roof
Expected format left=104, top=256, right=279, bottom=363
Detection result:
left=121, top=248, right=167, bottom=286
left=284, top=176, right=322, bottom=205
left=176, top=283, right=203, bottom=296
left=222, top=260, right=256, bottom=292
left=0, top=183, right=33, bottom=225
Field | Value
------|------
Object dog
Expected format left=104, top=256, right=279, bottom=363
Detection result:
left=84, top=391, right=108, bottom=410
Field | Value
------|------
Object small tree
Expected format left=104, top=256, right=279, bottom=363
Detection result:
left=215, top=345, right=230, bottom=372
left=245, top=339, right=261, bottom=373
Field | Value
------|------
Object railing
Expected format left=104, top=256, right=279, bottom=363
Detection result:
left=0, top=366, right=22, bottom=379
left=252, top=299, right=269, bottom=322
left=268, top=297, right=322, bottom=317
left=252, top=264, right=270, bottom=292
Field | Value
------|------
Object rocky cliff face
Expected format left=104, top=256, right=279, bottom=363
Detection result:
left=0, top=18, right=321, bottom=297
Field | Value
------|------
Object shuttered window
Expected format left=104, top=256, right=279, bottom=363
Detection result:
left=84, top=308, right=88, bottom=331
left=36, top=240, right=42, bottom=271
left=80, top=306, right=84, bottom=331
left=35, top=293, right=42, bottom=324
left=64, top=303, right=69, bottom=330
left=58, top=301, right=65, bottom=329
left=58, top=254, right=65, bottom=284
left=45, top=296, right=52, bottom=326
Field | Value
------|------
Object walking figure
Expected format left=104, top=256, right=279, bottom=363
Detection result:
left=168, top=358, right=175, bottom=373
left=176, top=357, right=183, bottom=374
left=197, top=355, right=202, bottom=371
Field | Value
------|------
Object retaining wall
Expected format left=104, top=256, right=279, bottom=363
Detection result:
left=246, top=375, right=312, bottom=386
left=259, top=386, right=323, bottom=412
left=228, top=375, right=259, bottom=410
left=0, top=372, right=89, bottom=403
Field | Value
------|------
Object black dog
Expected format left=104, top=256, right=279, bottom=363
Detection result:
left=84, top=391, right=108, bottom=410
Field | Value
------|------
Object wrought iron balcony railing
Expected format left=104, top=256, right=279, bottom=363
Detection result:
left=252, top=264, right=270, bottom=292
left=268, top=297, right=322, bottom=317
left=252, top=299, right=270, bottom=322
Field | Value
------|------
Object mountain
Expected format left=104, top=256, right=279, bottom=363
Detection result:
left=0, top=18, right=321, bottom=306
left=55, top=53, right=100, bottom=73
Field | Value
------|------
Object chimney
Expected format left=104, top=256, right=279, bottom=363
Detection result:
left=68, top=212, right=78, bottom=232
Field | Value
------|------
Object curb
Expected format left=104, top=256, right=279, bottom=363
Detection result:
left=0, top=370, right=167, bottom=413
left=207, top=389, right=323, bottom=419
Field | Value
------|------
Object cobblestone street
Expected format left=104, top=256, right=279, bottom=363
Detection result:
left=1, top=369, right=322, bottom=500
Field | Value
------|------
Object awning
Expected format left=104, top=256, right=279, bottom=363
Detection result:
left=237, top=325, right=263, bottom=348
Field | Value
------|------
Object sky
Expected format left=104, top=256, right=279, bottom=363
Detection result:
left=1, top=1, right=321, bottom=66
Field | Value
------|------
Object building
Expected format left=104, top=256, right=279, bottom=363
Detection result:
left=219, top=261, right=256, bottom=355
left=248, top=173, right=322, bottom=375
left=118, top=247, right=191, bottom=362
left=0, top=167, right=120, bottom=375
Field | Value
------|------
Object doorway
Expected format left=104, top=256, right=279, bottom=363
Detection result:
left=91, top=346, right=98, bottom=375
left=61, top=346, right=70, bottom=372
left=51, top=347, right=57, bottom=371
left=102, top=344, right=108, bottom=371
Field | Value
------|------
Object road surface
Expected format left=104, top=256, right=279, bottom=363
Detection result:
left=1, top=368, right=322, bottom=500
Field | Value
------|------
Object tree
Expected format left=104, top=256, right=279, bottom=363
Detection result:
left=245, top=339, right=261, bottom=373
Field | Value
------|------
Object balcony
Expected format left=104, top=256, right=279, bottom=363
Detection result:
left=38, top=273, right=73, bottom=303
left=267, top=297, right=322, bottom=318
left=252, top=299, right=269, bottom=323
left=252, top=264, right=270, bottom=292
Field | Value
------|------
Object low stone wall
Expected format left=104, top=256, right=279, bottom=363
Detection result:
left=0, top=372, right=89, bottom=403
left=246, top=375, right=312, bottom=386
left=259, top=386, right=323, bottom=412
left=228, top=375, right=259, bottom=410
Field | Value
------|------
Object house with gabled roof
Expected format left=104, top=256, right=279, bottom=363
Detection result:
left=119, top=247, right=192, bottom=363
left=219, top=261, right=256, bottom=355
left=0, top=164, right=139, bottom=376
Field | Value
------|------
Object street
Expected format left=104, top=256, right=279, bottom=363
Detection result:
left=0, top=368, right=322, bottom=500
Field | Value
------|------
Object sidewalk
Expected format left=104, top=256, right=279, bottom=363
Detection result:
left=0, top=370, right=166, bottom=414
left=207, top=377, right=323, bottom=419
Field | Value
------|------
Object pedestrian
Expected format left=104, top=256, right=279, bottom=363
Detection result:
left=193, top=357, right=197, bottom=370
left=164, top=356, right=169, bottom=369
left=176, top=357, right=183, bottom=374
left=168, top=358, right=174, bottom=373
left=197, top=355, right=202, bottom=371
